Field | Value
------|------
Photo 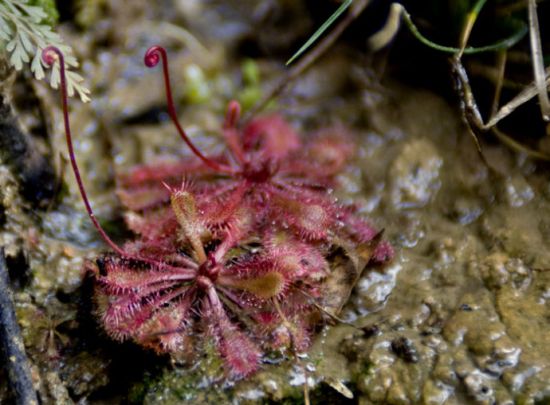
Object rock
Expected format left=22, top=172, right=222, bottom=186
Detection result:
left=389, top=139, right=443, bottom=209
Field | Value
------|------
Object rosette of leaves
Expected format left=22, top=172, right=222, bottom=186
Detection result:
left=0, top=0, right=90, bottom=101
left=41, top=43, right=394, bottom=379
left=89, top=181, right=341, bottom=377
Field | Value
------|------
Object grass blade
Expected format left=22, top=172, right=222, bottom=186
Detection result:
left=286, top=0, right=353, bottom=65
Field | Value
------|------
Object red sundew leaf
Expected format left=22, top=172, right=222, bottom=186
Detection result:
left=204, top=293, right=262, bottom=378
left=219, top=326, right=262, bottom=378
left=99, top=283, right=193, bottom=341
left=277, top=130, right=354, bottom=183
left=219, top=257, right=289, bottom=300
left=221, top=255, right=283, bottom=279
left=336, top=210, right=394, bottom=264
left=95, top=300, right=139, bottom=340
left=117, top=159, right=209, bottom=189
left=304, top=127, right=355, bottom=173
left=117, top=183, right=172, bottom=211
left=121, top=241, right=185, bottom=265
left=248, top=300, right=315, bottom=353
left=338, top=209, right=380, bottom=242
left=222, top=272, right=287, bottom=300
left=124, top=208, right=177, bottom=240
left=95, top=256, right=195, bottom=296
left=198, top=183, right=247, bottom=229
left=99, top=249, right=195, bottom=271
left=264, top=233, right=329, bottom=280
left=135, top=292, right=195, bottom=353
left=215, top=205, right=257, bottom=243
left=97, top=264, right=194, bottom=294
left=242, top=115, right=301, bottom=160
left=268, top=188, right=335, bottom=241
left=96, top=289, right=158, bottom=340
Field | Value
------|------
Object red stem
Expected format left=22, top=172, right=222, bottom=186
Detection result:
left=144, top=46, right=236, bottom=174
left=206, top=282, right=226, bottom=317
left=223, top=100, right=247, bottom=165
left=42, top=46, right=127, bottom=257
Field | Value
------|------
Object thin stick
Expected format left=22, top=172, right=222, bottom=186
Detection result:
left=451, top=58, right=491, bottom=167
left=527, top=0, right=550, bottom=121
left=491, top=126, right=550, bottom=160
left=486, top=67, right=550, bottom=128
left=243, top=0, right=370, bottom=122
left=0, top=248, right=39, bottom=405
left=491, top=51, right=507, bottom=117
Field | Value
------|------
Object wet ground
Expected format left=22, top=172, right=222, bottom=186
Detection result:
left=1, top=1, right=549, bottom=404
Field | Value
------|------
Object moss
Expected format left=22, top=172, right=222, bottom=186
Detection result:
left=183, top=64, right=211, bottom=105
left=142, top=367, right=231, bottom=405
left=127, top=372, right=154, bottom=404
left=139, top=342, right=230, bottom=404
left=238, top=59, right=262, bottom=110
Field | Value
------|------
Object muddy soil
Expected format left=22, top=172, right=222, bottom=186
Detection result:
left=1, top=1, right=549, bottom=404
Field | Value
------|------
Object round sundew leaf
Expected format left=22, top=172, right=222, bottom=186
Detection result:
left=242, top=115, right=301, bottom=160
left=135, top=297, right=193, bottom=353
left=304, top=129, right=354, bottom=175
left=170, top=189, right=209, bottom=262
left=268, top=192, right=334, bottom=241
left=117, top=184, right=172, bottom=211
left=264, top=233, right=329, bottom=280
left=219, top=272, right=286, bottom=299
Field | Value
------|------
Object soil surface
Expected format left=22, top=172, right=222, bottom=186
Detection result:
left=1, top=1, right=549, bottom=404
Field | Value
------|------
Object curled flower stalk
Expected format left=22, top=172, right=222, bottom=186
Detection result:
left=42, top=46, right=125, bottom=257
left=143, top=46, right=235, bottom=175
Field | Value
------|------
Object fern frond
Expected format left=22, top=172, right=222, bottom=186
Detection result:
left=0, top=0, right=90, bottom=102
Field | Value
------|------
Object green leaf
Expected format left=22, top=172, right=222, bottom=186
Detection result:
left=28, top=0, right=58, bottom=25
left=0, top=0, right=90, bottom=101
left=286, top=0, right=353, bottom=65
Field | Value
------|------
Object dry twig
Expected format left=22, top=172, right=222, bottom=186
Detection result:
left=0, top=247, right=38, bottom=405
